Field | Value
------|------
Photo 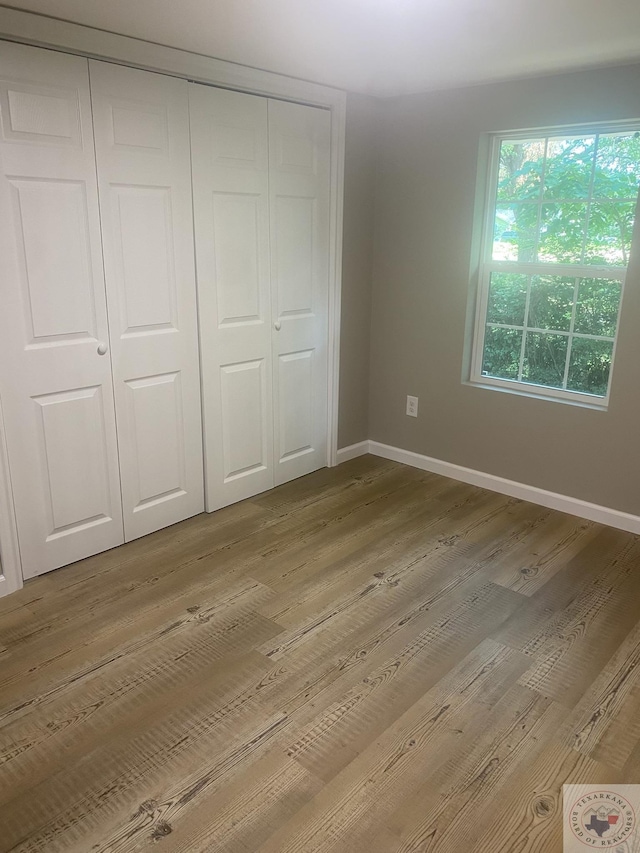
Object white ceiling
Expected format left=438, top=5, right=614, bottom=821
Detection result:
left=3, top=0, right=640, bottom=97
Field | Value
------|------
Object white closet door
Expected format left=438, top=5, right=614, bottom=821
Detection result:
left=190, top=84, right=274, bottom=511
left=269, top=99, right=331, bottom=485
left=90, top=61, right=204, bottom=540
left=0, top=43, right=124, bottom=578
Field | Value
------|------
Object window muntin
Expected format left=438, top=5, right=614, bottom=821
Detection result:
left=473, top=127, right=640, bottom=404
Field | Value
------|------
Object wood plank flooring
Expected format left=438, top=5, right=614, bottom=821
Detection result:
left=1, top=455, right=639, bottom=852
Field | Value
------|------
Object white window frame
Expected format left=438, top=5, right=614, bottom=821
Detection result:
left=470, top=121, right=640, bottom=408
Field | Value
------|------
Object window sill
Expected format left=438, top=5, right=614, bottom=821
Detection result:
left=465, top=375, right=609, bottom=411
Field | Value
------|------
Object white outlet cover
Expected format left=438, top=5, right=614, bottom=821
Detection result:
left=406, top=395, right=418, bottom=417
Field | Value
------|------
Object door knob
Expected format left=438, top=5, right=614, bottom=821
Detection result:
left=274, top=321, right=281, bottom=331
left=97, top=342, right=108, bottom=355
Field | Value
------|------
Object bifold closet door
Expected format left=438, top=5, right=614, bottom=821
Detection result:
left=90, top=61, right=204, bottom=539
left=0, top=43, right=124, bottom=577
left=190, top=85, right=274, bottom=511
left=269, top=99, right=331, bottom=485
left=190, top=85, right=331, bottom=510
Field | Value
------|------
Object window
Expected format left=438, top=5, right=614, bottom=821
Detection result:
left=470, top=126, right=640, bottom=405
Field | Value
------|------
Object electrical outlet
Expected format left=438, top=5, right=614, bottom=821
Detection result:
left=406, top=395, right=418, bottom=417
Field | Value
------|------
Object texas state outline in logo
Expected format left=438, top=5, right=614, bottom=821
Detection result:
left=566, top=787, right=637, bottom=848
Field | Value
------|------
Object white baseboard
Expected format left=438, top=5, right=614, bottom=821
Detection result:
left=337, top=439, right=640, bottom=535
left=336, top=440, right=370, bottom=463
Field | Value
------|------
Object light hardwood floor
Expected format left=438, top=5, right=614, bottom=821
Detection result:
left=1, top=455, right=639, bottom=852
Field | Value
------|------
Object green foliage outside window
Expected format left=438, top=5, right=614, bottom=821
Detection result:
left=482, top=130, right=639, bottom=397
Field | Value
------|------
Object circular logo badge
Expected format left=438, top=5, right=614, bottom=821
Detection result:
left=569, top=790, right=636, bottom=846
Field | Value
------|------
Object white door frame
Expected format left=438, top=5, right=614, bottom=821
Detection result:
left=0, top=8, right=345, bottom=596
left=0, top=396, right=21, bottom=595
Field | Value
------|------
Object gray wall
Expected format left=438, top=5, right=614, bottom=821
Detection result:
left=367, top=64, right=640, bottom=514
left=337, top=93, right=378, bottom=448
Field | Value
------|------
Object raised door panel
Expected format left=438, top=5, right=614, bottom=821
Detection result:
left=0, top=42, right=124, bottom=577
left=113, top=186, right=178, bottom=334
left=90, top=60, right=204, bottom=540
left=34, top=386, right=114, bottom=536
left=277, top=350, right=314, bottom=463
left=110, top=101, right=169, bottom=152
left=9, top=178, right=98, bottom=344
left=125, top=372, right=186, bottom=510
left=274, top=195, right=315, bottom=319
left=269, top=99, right=331, bottom=486
left=220, top=359, right=268, bottom=482
left=213, top=193, right=262, bottom=326
left=190, top=83, right=273, bottom=511
left=0, top=80, right=82, bottom=146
